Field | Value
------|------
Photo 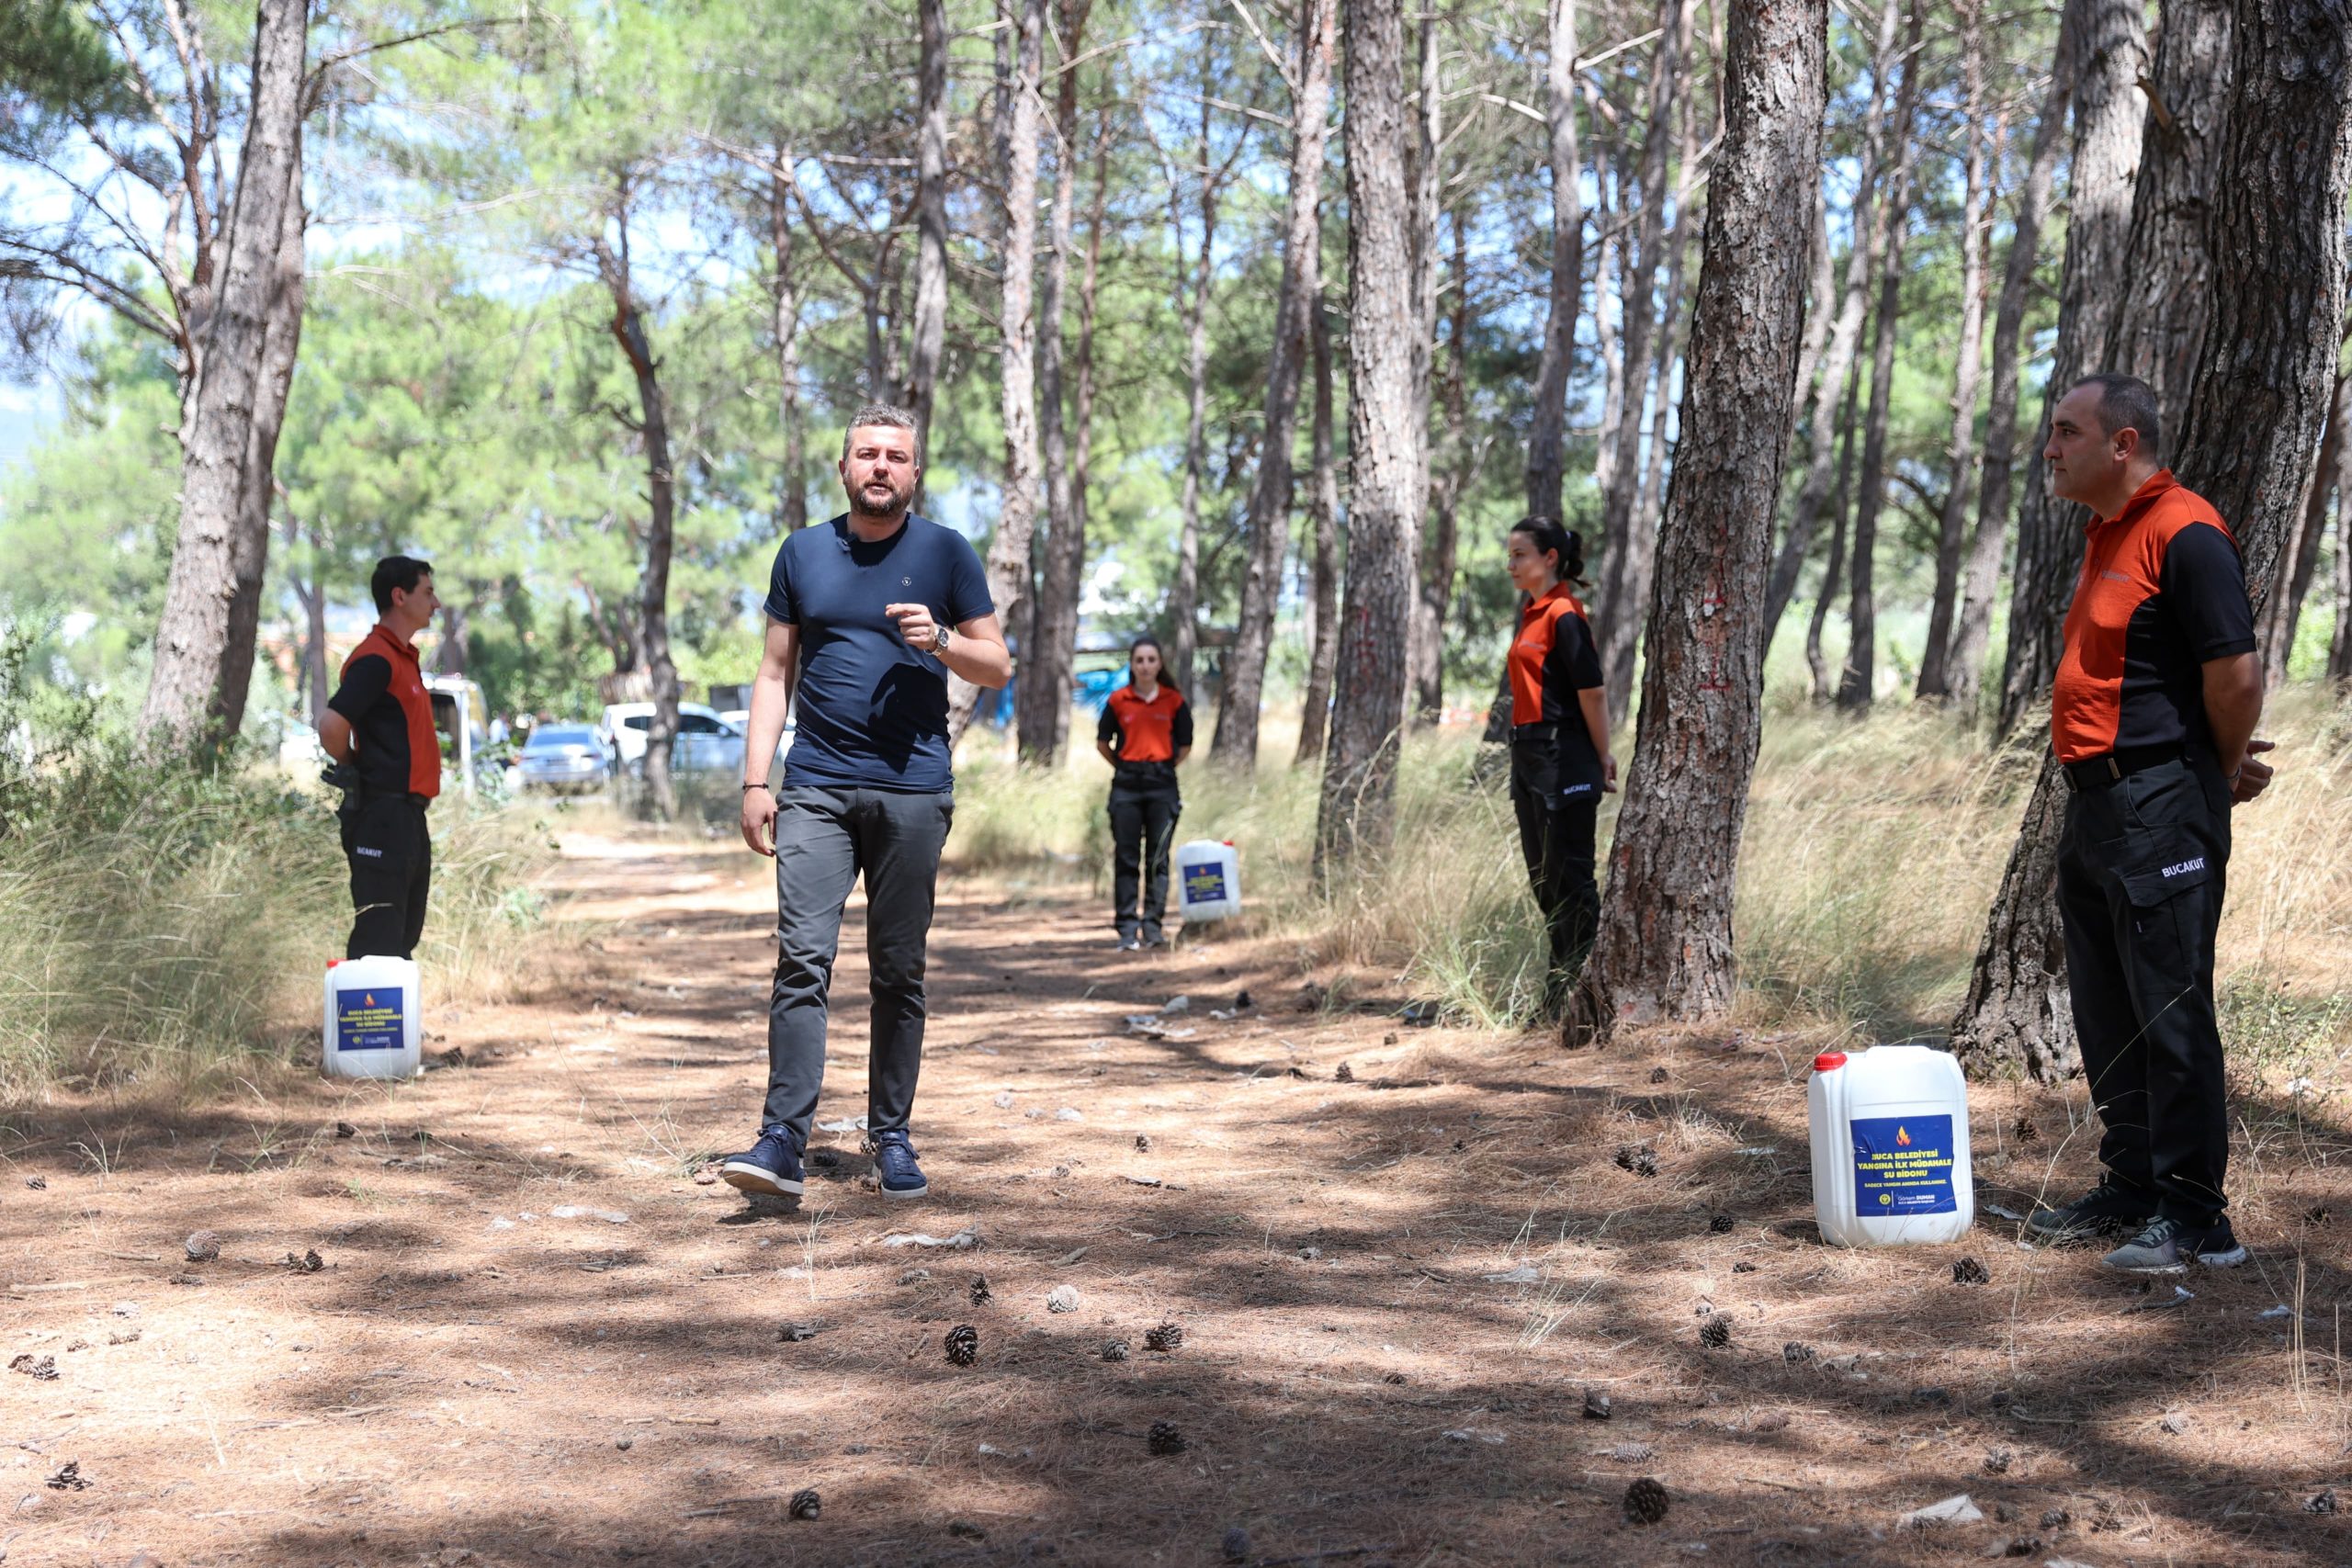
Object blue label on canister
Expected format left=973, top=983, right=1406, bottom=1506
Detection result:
left=336, top=987, right=403, bottom=1052
left=1851, top=1113, right=1956, bottom=1214
left=1181, top=863, right=1227, bottom=906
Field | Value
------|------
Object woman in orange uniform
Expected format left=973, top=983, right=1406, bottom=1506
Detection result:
left=1504, top=518, right=1615, bottom=1016
left=1095, top=637, right=1193, bottom=951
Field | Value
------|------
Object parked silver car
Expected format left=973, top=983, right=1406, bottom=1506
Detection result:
left=510, top=723, right=612, bottom=794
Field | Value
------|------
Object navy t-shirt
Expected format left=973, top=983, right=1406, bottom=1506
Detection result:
left=764, top=513, right=994, bottom=791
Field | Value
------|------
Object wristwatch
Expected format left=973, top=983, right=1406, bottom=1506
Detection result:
left=932, top=622, right=952, bottom=655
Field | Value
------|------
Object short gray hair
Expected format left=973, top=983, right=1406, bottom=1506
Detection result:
left=842, top=401, right=922, bottom=460
left=2070, top=372, right=2162, bottom=460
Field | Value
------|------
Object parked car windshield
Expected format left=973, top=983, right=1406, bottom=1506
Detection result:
left=526, top=726, right=600, bottom=750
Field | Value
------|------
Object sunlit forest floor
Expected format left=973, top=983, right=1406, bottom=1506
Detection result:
left=4, top=825, right=2345, bottom=1566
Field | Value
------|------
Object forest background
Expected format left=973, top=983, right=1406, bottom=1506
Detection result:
left=1, top=0, right=2348, bottom=1089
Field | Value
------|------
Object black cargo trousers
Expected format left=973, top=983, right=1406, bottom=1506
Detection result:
left=2055, top=749, right=2233, bottom=1228
left=342, top=793, right=433, bottom=961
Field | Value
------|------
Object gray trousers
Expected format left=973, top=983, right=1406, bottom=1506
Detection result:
left=762, top=786, right=954, bottom=1143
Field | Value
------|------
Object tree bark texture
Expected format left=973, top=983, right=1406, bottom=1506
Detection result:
left=1019, top=1, right=1094, bottom=766
left=219, top=141, right=306, bottom=744
left=1404, top=15, right=1447, bottom=726
left=1590, top=0, right=1685, bottom=705
left=1836, top=1, right=1925, bottom=715
left=1760, top=0, right=1898, bottom=642
left=1212, top=0, right=1331, bottom=771
left=770, top=164, right=808, bottom=534
left=907, top=0, right=951, bottom=499
left=2098, top=0, right=2233, bottom=440
left=1916, top=0, right=1992, bottom=703
left=950, top=0, right=1046, bottom=747
left=1314, top=0, right=1419, bottom=874
left=2263, top=353, right=2348, bottom=686
left=1416, top=212, right=1473, bottom=722
left=1524, top=0, right=1582, bottom=521
left=1994, top=0, right=2149, bottom=737
left=594, top=213, right=682, bottom=822
left=1296, top=297, right=1342, bottom=766
left=1950, top=20, right=2076, bottom=713
left=1167, top=41, right=1226, bottom=701
left=141, top=0, right=307, bottom=750
left=1953, top=0, right=2351, bottom=1084
left=2334, top=406, right=2352, bottom=682
left=1566, top=0, right=1826, bottom=1043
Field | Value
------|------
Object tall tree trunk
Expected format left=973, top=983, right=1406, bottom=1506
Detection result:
left=1566, top=0, right=1827, bottom=1043
left=1018, top=0, right=1094, bottom=766
left=769, top=162, right=808, bottom=534
left=1296, top=297, right=1342, bottom=765
left=219, top=141, right=307, bottom=743
left=1953, top=0, right=2351, bottom=1084
left=1591, top=146, right=1625, bottom=501
left=2334, top=412, right=2352, bottom=682
left=1313, top=0, right=1419, bottom=874
left=1807, top=355, right=1863, bottom=704
left=141, top=0, right=307, bottom=750
left=1211, top=0, right=1332, bottom=770
left=2099, top=0, right=2233, bottom=437
left=1589, top=0, right=1686, bottom=690
left=2263, top=355, right=2349, bottom=686
left=1788, top=193, right=1834, bottom=436
left=1994, top=0, right=2150, bottom=737
left=435, top=596, right=471, bottom=676
left=1836, top=3, right=1924, bottom=715
left=1950, top=22, right=2076, bottom=713
left=1403, top=13, right=1446, bottom=716
left=1760, top=0, right=1899, bottom=641
left=1916, top=0, right=1992, bottom=703
left=1607, top=61, right=1710, bottom=717
left=906, top=0, right=950, bottom=509
left=1168, top=43, right=1219, bottom=700
left=301, top=520, right=329, bottom=729
left=594, top=210, right=681, bottom=822
left=1523, top=0, right=1582, bottom=520
left=950, top=0, right=1046, bottom=745
left=1416, top=210, right=1472, bottom=723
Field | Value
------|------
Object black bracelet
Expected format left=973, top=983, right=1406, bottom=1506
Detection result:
left=741, top=782, right=771, bottom=793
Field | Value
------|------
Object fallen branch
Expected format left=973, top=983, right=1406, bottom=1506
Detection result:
left=1251, top=1548, right=1396, bottom=1568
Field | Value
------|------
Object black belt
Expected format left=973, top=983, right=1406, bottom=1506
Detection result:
left=2061, top=744, right=2188, bottom=793
left=1512, top=722, right=1559, bottom=743
left=359, top=789, right=433, bottom=808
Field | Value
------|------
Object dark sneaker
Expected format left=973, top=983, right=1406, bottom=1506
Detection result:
left=2100, top=1215, right=2249, bottom=1274
left=1141, top=931, right=1167, bottom=949
left=1116, top=934, right=1141, bottom=953
left=870, top=1131, right=929, bottom=1201
left=2024, top=1178, right=2155, bottom=1244
left=720, top=1128, right=805, bottom=1198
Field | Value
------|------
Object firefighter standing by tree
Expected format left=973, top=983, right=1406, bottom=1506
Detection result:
left=1095, top=636, right=1193, bottom=951
left=1503, top=518, right=1615, bottom=1019
left=319, top=557, right=442, bottom=961
left=2021, top=372, right=2275, bottom=1274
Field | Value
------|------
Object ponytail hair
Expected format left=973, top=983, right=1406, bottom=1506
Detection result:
left=1510, top=515, right=1588, bottom=588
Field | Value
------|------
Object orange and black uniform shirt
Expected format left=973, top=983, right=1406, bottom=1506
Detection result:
left=327, top=626, right=441, bottom=798
left=1509, top=583, right=1605, bottom=770
left=2050, top=469, right=2255, bottom=766
left=1097, top=682, right=1193, bottom=792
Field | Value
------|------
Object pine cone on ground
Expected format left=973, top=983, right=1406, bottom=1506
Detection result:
left=1699, top=1314, right=1731, bottom=1349
left=1623, top=1476, right=1669, bottom=1525
left=184, top=1230, right=220, bottom=1262
left=1334, top=1062, right=1354, bottom=1083
left=1145, top=1321, right=1184, bottom=1353
left=1648, top=1066, right=1669, bottom=1084
left=2011, top=1113, right=2040, bottom=1144
left=1782, top=1341, right=1815, bottom=1364
left=787, top=1488, right=820, bottom=1520
left=1984, top=1448, right=2013, bottom=1474
left=1581, top=1389, right=1611, bottom=1420
left=1614, top=1145, right=1658, bottom=1178
left=1952, top=1256, right=1991, bottom=1286
left=285, top=1248, right=323, bottom=1273
left=969, top=1275, right=992, bottom=1305
left=944, top=1325, right=979, bottom=1367
left=1709, top=1214, right=1735, bottom=1234
left=1101, top=1339, right=1130, bottom=1362
left=1148, top=1421, right=1187, bottom=1455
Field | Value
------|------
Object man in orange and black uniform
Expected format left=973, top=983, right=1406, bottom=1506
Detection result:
left=2022, top=373, right=2275, bottom=1275
left=320, top=557, right=443, bottom=962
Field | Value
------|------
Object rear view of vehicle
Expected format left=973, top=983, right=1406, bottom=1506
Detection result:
left=514, top=724, right=611, bottom=795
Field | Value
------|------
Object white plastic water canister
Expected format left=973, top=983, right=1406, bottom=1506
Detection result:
left=1808, top=1043, right=1973, bottom=1247
left=1173, top=839, right=1242, bottom=923
left=322, top=955, right=423, bottom=1080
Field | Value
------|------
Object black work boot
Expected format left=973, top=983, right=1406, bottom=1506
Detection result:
left=2023, top=1177, right=2155, bottom=1245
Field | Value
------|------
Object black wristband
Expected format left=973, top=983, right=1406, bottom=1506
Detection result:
left=742, top=782, right=771, bottom=793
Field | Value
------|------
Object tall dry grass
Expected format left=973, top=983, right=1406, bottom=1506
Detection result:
left=949, top=691, right=2352, bottom=1076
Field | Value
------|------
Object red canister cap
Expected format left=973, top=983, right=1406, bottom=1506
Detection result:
left=1813, top=1051, right=1848, bottom=1072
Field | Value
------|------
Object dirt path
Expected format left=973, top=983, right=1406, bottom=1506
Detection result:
left=4, top=832, right=2346, bottom=1567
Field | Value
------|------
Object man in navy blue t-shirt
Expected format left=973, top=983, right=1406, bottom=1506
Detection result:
left=720, top=404, right=1011, bottom=1204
